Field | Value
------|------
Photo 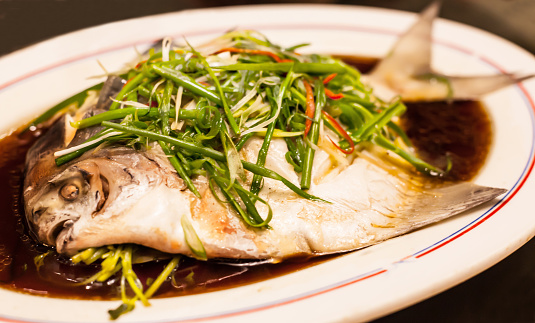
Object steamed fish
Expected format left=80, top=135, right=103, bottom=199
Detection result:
left=21, top=3, right=520, bottom=318
left=23, top=3, right=518, bottom=262
left=24, top=75, right=505, bottom=260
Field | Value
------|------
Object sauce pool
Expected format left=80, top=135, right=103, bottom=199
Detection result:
left=402, top=100, right=491, bottom=181
left=0, top=58, right=492, bottom=300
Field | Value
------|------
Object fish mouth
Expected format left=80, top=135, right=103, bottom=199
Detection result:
left=46, top=218, right=75, bottom=247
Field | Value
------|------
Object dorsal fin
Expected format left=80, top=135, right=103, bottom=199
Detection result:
left=448, top=73, right=535, bottom=99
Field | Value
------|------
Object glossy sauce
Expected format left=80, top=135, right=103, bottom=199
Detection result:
left=402, top=100, right=491, bottom=181
left=0, top=58, right=492, bottom=300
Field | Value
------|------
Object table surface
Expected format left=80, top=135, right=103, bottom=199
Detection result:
left=1, top=0, right=534, bottom=322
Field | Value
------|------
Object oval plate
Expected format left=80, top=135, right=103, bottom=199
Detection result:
left=1, top=4, right=534, bottom=323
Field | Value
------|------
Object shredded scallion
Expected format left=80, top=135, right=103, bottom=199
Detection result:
left=28, top=30, right=448, bottom=320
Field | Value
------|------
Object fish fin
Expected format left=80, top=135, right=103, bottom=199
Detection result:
left=369, top=1, right=440, bottom=80
left=367, top=1, right=534, bottom=101
left=316, top=182, right=506, bottom=257
left=400, top=183, right=507, bottom=230
left=95, top=76, right=127, bottom=111
left=447, top=73, right=535, bottom=99
left=66, top=76, right=127, bottom=148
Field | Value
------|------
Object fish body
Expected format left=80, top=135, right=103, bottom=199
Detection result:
left=23, top=78, right=505, bottom=261
left=23, top=3, right=512, bottom=262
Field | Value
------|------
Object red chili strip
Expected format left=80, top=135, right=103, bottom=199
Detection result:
left=214, top=47, right=290, bottom=63
left=321, top=110, right=354, bottom=154
left=123, top=76, right=137, bottom=88
left=303, top=79, right=316, bottom=137
left=324, top=88, right=344, bottom=100
left=323, top=73, right=337, bottom=84
left=135, top=60, right=147, bottom=69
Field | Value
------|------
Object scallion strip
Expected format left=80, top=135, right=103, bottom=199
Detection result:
left=181, top=215, right=207, bottom=260
left=152, top=65, right=222, bottom=105
left=24, top=82, right=103, bottom=131
left=204, top=163, right=272, bottom=227
left=235, top=133, right=255, bottom=151
left=250, top=82, right=291, bottom=194
left=144, top=256, right=180, bottom=299
left=300, top=80, right=325, bottom=190
left=159, top=141, right=200, bottom=198
left=160, top=80, right=174, bottom=135
left=71, top=108, right=197, bottom=129
left=387, top=121, right=413, bottom=147
left=109, top=73, right=145, bottom=110
left=372, top=134, right=445, bottom=176
left=351, top=101, right=406, bottom=142
left=188, top=44, right=240, bottom=135
left=215, top=62, right=347, bottom=74
left=55, top=130, right=129, bottom=166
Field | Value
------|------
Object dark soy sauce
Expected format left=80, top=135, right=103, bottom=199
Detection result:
left=401, top=100, right=491, bottom=181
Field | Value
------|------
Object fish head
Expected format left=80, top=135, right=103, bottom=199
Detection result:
left=25, top=160, right=109, bottom=247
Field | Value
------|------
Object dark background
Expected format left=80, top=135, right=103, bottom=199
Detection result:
left=1, top=0, right=534, bottom=321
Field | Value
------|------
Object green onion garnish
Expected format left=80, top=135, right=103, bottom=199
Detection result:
left=27, top=29, right=449, bottom=319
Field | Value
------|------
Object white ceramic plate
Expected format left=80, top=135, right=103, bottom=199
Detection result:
left=1, top=4, right=535, bottom=323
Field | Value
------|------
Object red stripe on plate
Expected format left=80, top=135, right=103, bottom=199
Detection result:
left=177, top=269, right=389, bottom=323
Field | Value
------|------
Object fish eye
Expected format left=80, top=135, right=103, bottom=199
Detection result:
left=60, top=184, right=80, bottom=201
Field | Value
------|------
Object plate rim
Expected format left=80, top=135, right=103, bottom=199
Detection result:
left=1, top=4, right=534, bottom=323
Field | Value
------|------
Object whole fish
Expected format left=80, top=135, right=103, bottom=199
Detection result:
left=23, top=3, right=513, bottom=262
left=23, top=75, right=505, bottom=261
